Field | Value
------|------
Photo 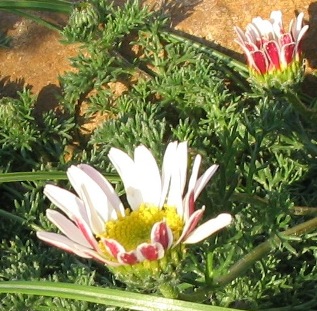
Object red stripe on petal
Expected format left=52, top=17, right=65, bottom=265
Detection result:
left=188, top=191, right=195, bottom=216
left=137, top=243, right=164, bottom=261
left=175, top=208, right=205, bottom=246
left=280, top=33, right=293, bottom=46
left=75, top=218, right=99, bottom=250
left=102, top=238, right=125, bottom=258
left=151, top=221, right=173, bottom=249
left=264, top=41, right=281, bottom=70
left=118, top=251, right=140, bottom=265
left=184, top=209, right=204, bottom=238
left=281, top=43, right=295, bottom=65
left=251, top=51, right=268, bottom=74
left=244, top=42, right=257, bottom=52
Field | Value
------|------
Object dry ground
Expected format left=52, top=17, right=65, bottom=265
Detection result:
left=0, top=0, right=316, bottom=107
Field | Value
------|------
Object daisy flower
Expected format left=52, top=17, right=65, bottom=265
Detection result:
left=37, top=142, right=232, bottom=287
left=234, top=11, right=308, bottom=90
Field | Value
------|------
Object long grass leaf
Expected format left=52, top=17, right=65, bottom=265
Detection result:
left=0, top=0, right=72, bottom=13
left=0, top=281, right=241, bottom=311
left=0, top=171, right=120, bottom=183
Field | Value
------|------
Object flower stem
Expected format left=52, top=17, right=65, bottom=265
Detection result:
left=213, top=216, right=317, bottom=288
left=284, top=90, right=317, bottom=126
left=232, top=192, right=317, bottom=216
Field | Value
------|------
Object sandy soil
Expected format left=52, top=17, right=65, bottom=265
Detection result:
left=0, top=1, right=316, bottom=106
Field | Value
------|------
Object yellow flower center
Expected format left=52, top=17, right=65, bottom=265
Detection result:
left=98, top=203, right=184, bottom=252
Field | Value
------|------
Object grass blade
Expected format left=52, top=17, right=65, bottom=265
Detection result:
left=0, top=281, right=241, bottom=311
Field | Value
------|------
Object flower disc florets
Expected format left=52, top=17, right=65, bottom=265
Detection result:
left=37, top=141, right=232, bottom=289
left=234, top=10, right=309, bottom=91
left=99, top=204, right=184, bottom=254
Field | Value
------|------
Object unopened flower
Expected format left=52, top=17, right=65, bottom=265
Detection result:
left=234, top=11, right=308, bottom=90
left=37, top=142, right=232, bottom=289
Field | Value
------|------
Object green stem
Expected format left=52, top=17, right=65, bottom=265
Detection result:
left=232, top=192, right=317, bottom=216
left=214, top=216, right=317, bottom=287
left=284, top=90, right=317, bottom=126
left=291, top=206, right=317, bottom=216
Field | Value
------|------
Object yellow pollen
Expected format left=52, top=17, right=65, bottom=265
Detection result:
left=98, top=203, right=184, bottom=253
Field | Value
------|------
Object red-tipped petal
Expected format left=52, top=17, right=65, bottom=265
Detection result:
left=183, top=192, right=191, bottom=222
left=151, top=221, right=173, bottom=250
left=80, top=247, right=122, bottom=266
left=252, top=50, right=268, bottom=74
left=264, top=41, right=281, bottom=70
left=294, top=24, right=309, bottom=57
left=102, top=238, right=125, bottom=258
left=137, top=242, right=164, bottom=261
left=46, top=209, right=93, bottom=249
left=183, top=213, right=232, bottom=244
left=243, top=42, right=258, bottom=53
left=37, top=231, right=92, bottom=258
left=280, top=33, right=292, bottom=46
left=175, top=208, right=205, bottom=246
left=117, top=251, right=140, bottom=265
left=281, top=43, right=295, bottom=65
left=37, top=231, right=120, bottom=266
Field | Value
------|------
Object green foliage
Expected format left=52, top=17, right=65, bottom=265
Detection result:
left=1, top=0, right=317, bottom=310
left=0, top=89, right=74, bottom=172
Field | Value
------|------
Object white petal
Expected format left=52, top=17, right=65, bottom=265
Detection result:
left=293, top=12, right=304, bottom=39
left=46, top=209, right=95, bottom=248
left=234, top=39, right=259, bottom=71
left=78, top=183, right=105, bottom=235
left=37, top=231, right=120, bottom=265
left=134, top=145, right=162, bottom=206
left=67, top=165, right=116, bottom=222
left=188, top=155, right=202, bottom=194
left=44, top=185, right=102, bottom=248
left=44, top=184, right=89, bottom=225
left=108, top=147, right=142, bottom=210
left=166, top=167, right=183, bottom=214
left=167, top=142, right=188, bottom=215
left=246, top=23, right=261, bottom=44
left=183, top=213, right=232, bottom=244
left=78, top=164, right=125, bottom=217
left=159, top=141, right=178, bottom=207
left=175, top=208, right=205, bottom=246
left=177, top=141, right=188, bottom=195
left=234, top=26, right=248, bottom=45
left=251, top=18, right=274, bottom=40
left=270, top=10, right=283, bottom=35
left=37, top=231, right=92, bottom=258
left=182, top=155, right=201, bottom=220
left=294, top=25, right=309, bottom=54
left=194, top=164, right=219, bottom=201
